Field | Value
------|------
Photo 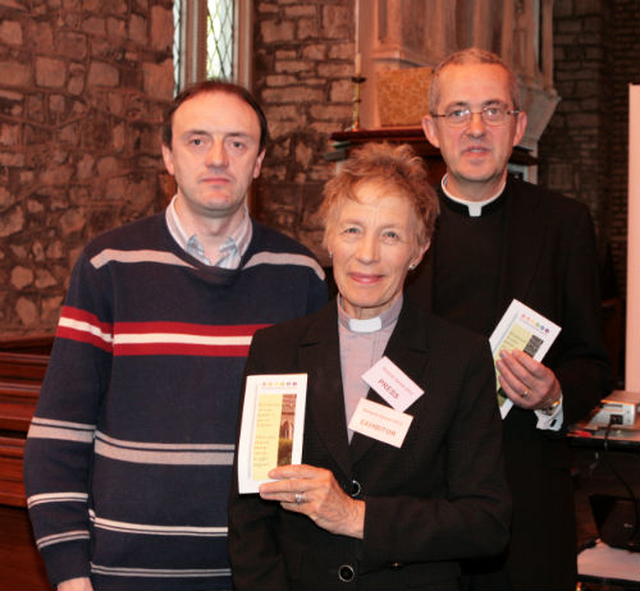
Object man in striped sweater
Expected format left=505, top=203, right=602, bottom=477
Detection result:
left=23, top=80, right=327, bottom=591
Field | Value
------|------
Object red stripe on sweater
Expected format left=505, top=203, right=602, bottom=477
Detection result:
left=56, top=326, right=113, bottom=353
left=113, top=322, right=270, bottom=337
left=113, top=342, right=251, bottom=357
left=61, top=306, right=113, bottom=333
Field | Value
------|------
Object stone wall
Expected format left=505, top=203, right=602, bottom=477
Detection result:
left=538, top=0, right=639, bottom=296
left=0, top=0, right=174, bottom=336
left=1, top=0, right=638, bottom=336
left=253, top=0, right=639, bottom=292
left=251, top=0, right=355, bottom=266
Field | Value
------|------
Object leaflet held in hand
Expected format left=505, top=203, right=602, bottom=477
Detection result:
left=490, top=299, right=561, bottom=419
left=237, top=374, right=307, bottom=494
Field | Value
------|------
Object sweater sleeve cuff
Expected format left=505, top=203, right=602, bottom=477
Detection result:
left=41, top=540, right=91, bottom=587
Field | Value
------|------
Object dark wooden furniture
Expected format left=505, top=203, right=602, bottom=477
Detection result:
left=0, top=346, right=51, bottom=507
left=0, top=334, right=55, bottom=354
left=0, top=336, right=52, bottom=589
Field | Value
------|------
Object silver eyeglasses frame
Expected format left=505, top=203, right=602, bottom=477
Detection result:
left=430, top=105, right=521, bottom=127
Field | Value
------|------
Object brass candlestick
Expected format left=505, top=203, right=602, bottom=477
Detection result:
left=350, top=75, right=366, bottom=131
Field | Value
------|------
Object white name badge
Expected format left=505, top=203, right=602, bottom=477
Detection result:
left=361, top=356, right=424, bottom=412
left=348, top=398, right=413, bottom=448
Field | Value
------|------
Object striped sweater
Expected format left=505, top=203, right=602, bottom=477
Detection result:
left=23, top=212, right=327, bottom=590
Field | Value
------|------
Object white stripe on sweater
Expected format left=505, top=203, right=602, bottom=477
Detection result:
left=27, top=491, right=89, bottom=509
left=37, top=530, right=90, bottom=550
left=28, top=418, right=95, bottom=444
left=89, top=509, right=227, bottom=537
left=94, top=432, right=235, bottom=466
left=113, top=333, right=252, bottom=346
left=244, top=251, right=325, bottom=280
left=90, top=563, right=231, bottom=578
left=90, top=249, right=196, bottom=270
left=58, top=316, right=113, bottom=344
left=89, top=248, right=325, bottom=283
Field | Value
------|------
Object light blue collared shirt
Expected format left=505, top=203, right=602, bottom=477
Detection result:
left=165, top=195, right=252, bottom=269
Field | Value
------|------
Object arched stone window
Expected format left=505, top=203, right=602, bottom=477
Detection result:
left=172, top=0, right=252, bottom=93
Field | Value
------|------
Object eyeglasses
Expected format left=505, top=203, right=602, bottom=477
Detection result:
left=431, top=105, right=520, bottom=127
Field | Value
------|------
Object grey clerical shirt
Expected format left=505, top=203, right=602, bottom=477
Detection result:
left=337, top=294, right=402, bottom=441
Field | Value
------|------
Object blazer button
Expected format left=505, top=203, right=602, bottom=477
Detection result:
left=350, top=479, right=362, bottom=498
left=338, top=564, right=355, bottom=583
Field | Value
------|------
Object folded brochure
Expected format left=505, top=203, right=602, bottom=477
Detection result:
left=237, top=373, right=307, bottom=494
left=490, top=299, right=561, bottom=419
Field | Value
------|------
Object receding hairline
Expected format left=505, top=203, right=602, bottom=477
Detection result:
left=171, top=91, right=264, bottom=142
left=162, top=80, right=269, bottom=151
left=428, top=49, right=521, bottom=113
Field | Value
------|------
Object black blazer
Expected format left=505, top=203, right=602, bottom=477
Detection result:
left=229, top=300, right=511, bottom=590
left=406, top=178, right=613, bottom=590
left=406, top=177, right=611, bottom=426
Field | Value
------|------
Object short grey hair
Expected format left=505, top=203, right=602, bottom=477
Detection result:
left=428, top=47, right=521, bottom=114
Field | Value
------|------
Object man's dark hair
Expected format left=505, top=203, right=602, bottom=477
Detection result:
left=162, top=79, right=269, bottom=152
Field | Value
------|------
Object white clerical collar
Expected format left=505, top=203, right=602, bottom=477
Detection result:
left=349, top=316, right=381, bottom=333
left=441, top=174, right=506, bottom=217
left=338, top=294, right=403, bottom=333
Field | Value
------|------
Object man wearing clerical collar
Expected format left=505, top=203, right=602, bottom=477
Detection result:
left=406, top=48, right=612, bottom=591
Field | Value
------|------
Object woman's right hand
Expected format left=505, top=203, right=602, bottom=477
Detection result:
left=259, top=464, right=365, bottom=539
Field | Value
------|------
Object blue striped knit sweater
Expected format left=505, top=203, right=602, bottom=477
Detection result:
left=23, top=212, right=327, bottom=590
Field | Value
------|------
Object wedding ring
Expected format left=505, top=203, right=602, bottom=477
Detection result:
left=294, top=492, right=305, bottom=505
left=521, top=388, right=531, bottom=399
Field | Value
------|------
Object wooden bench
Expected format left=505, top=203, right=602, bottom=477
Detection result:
left=0, top=351, right=49, bottom=382
left=0, top=337, right=52, bottom=587
left=0, top=436, right=26, bottom=507
left=0, top=337, right=52, bottom=509
left=0, top=351, right=49, bottom=436
left=0, top=379, right=42, bottom=434
left=0, top=334, right=54, bottom=355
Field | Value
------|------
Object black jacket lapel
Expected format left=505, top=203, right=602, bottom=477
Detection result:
left=299, top=303, right=353, bottom=480
left=498, top=178, right=547, bottom=314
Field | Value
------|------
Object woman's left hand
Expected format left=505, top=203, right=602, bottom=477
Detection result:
left=259, top=464, right=365, bottom=539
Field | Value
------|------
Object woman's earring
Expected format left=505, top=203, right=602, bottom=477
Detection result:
left=328, top=251, right=333, bottom=259
left=409, top=263, right=416, bottom=271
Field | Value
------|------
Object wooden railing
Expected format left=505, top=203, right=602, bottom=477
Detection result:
left=0, top=337, right=52, bottom=508
left=0, top=337, right=53, bottom=588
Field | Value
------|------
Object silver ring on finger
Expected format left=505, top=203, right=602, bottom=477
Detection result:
left=521, top=387, right=531, bottom=399
left=294, top=492, right=305, bottom=504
